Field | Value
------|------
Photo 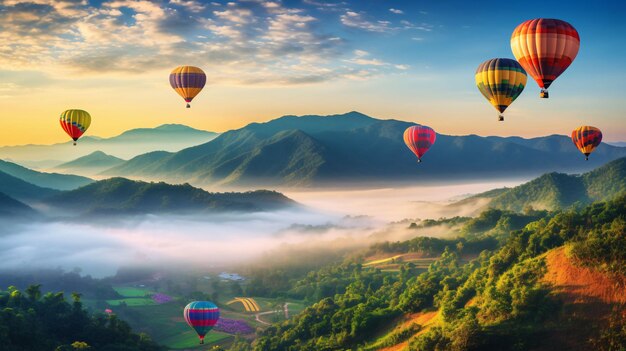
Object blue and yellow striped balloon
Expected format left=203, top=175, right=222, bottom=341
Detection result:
left=475, top=58, right=527, bottom=121
left=170, top=66, right=206, bottom=108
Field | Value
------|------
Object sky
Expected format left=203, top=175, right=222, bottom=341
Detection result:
left=0, top=0, right=624, bottom=146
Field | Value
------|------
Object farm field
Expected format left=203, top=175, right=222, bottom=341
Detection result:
left=94, top=281, right=310, bottom=349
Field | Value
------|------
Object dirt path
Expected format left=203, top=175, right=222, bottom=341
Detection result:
left=255, top=303, right=291, bottom=325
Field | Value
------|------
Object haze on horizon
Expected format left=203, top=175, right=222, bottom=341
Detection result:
left=0, top=0, right=625, bottom=146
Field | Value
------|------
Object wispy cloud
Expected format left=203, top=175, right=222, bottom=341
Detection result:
left=389, top=8, right=403, bottom=15
left=340, top=11, right=392, bottom=32
left=0, top=0, right=419, bottom=85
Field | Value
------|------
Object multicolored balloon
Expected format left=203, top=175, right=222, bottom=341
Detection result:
left=170, top=66, right=206, bottom=108
left=571, top=126, right=602, bottom=160
left=183, top=301, right=219, bottom=344
left=511, top=19, right=580, bottom=98
left=59, top=109, right=91, bottom=146
left=404, top=125, right=436, bottom=163
left=475, top=58, right=527, bottom=121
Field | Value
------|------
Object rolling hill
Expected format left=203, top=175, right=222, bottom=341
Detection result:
left=43, top=177, right=295, bottom=215
left=0, top=124, right=218, bottom=164
left=54, top=151, right=126, bottom=176
left=0, top=159, right=93, bottom=190
left=0, top=171, right=60, bottom=202
left=0, top=191, right=37, bottom=217
left=100, top=112, right=626, bottom=187
left=482, top=157, right=626, bottom=212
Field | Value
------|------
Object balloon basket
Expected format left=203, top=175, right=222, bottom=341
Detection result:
left=540, top=90, right=549, bottom=99
left=186, top=103, right=191, bottom=108
left=498, top=115, right=504, bottom=122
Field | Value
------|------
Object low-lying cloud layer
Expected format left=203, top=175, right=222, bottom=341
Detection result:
left=0, top=180, right=522, bottom=277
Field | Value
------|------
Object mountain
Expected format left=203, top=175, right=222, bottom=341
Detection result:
left=0, top=191, right=37, bottom=217
left=0, top=171, right=60, bottom=202
left=101, top=112, right=626, bottom=187
left=480, top=157, right=626, bottom=212
left=0, top=159, right=93, bottom=190
left=53, top=151, right=125, bottom=176
left=0, top=124, right=218, bottom=163
left=43, top=177, right=295, bottom=215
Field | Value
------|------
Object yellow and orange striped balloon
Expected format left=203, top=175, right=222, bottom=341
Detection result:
left=571, top=126, right=602, bottom=160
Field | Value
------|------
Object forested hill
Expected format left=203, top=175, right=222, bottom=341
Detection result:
left=463, top=156, right=626, bottom=212
left=252, top=193, right=626, bottom=351
left=43, top=177, right=295, bottom=215
left=0, top=285, right=163, bottom=351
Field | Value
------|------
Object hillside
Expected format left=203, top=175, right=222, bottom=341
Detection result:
left=43, top=177, right=295, bottom=215
left=483, top=157, right=626, bottom=211
left=0, top=159, right=93, bottom=190
left=54, top=151, right=125, bottom=175
left=0, top=124, right=218, bottom=163
left=251, top=193, right=626, bottom=351
left=0, top=191, right=36, bottom=217
left=0, top=171, right=60, bottom=202
left=100, top=112, right=626, bottom=187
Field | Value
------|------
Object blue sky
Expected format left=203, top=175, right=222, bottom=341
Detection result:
left=0, top=0, right=624, bottom=144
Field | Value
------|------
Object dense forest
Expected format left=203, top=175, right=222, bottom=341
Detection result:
left=0, top=285, right=163, bottom=351
left=251, top=193, right=626, bottom=351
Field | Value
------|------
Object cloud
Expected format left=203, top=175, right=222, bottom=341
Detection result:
left=169, top=0, right=205, bottom=13
left=340, top=10, right=392, bottom=32
left=0, top=0, right=411, bottom=85
left=389, top=8, right=403, bottom=14
left=401, top=20, right=434, bottom=31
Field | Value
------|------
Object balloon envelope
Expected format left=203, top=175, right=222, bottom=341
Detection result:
left=183, top=301, right=220, bottom=344
left=511, top=19, right=579, bottom=97
left=572, top=126, right=602, bottom=160
left=404, top=125, right=436, bottom=162
left=59, top=109, right=91, bottom=144
left=475, top=58, right=527, bottom=119
left=170, top=66, right=206, bottom=107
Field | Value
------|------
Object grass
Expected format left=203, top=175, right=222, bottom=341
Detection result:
left=106, top=298, right=156, bottom=306
left=113, top=286, right=153, bottom=297
left=161, top=329, right=231, bottom=349
left=363, top=255, right=405, bottom=266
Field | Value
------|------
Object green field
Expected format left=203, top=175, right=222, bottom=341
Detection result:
left=106, top=298, right=156, bottom=306
left=113, top=286, right=154, bottom=297
left=100, top=283, right=310, bottom=349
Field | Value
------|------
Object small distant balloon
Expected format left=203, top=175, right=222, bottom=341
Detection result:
left=59, top=109, right=91, bottom=146
left=170, top=66, right=206, bottom=108
left=104, top=309, right=113, bottom=314
left=184, top=301, right=220, bottom=344
left=475, top=58, right=527, bottom=121
left=572, top=126, right=602, bottom=160
left=404, top=125, right=436, bottom=163
left=511, top=19, right=580, bottom=98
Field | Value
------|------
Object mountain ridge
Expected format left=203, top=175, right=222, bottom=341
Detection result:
left=100, top=112, right=626, bottom=187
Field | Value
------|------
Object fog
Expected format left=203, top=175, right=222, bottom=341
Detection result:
left=0, top=180, right=523, bottom=277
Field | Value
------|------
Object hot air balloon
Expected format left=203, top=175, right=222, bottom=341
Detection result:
left=170, top=66, right=206, bottom=108
left=572, top=126, right=602, bottom=160
left=184, top=301, right=219, bottom=344
left=475, top=58, right=527, bottom=121
left=404, top=125, right=436, bottom=163
left=59, top=109, right=91, bottom=146
left=511, top=19, right=580, bottom=98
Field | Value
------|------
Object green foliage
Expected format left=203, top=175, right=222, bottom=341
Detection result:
left=487, top=157, right=626, bottom=212
left=253, top=192, right=626, bottom=351
left=44, top=177, right=293, bottom=214
left=0, top=285, right=163, bottom=351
